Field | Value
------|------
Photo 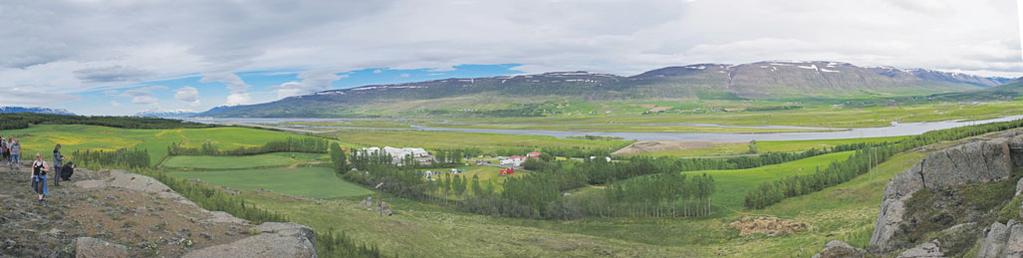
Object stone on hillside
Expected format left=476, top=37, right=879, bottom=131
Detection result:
left=812, top=240, right=865, bottom=258
left=978, top=221, right=1013, bottom=258
left=74, top=237, right=129, bottom=258
left=182, top=222, right=316, bottom=258
left=897, top=240, right=943, bottom=258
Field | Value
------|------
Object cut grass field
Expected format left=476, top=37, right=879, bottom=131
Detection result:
left=4, top=124, right=316, bottom=164
left=616, top=136, right=906, bottom=158
left=160, top=152, right=327, bottom=170
left=416, top=100, right=1023, bottom=131
left=332, top=129, right=632, bottom=154
left=168, top=166, right=372, bottom=199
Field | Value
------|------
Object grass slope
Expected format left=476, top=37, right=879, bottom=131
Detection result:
left=161, top=152, right=326, bottom=170
left=169, top=167, right=371, bottom=199
left=4, top=124, right=321, bottom=164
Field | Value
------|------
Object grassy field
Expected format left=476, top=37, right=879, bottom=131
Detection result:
left=3, top=124, right=315, bottom=164
left=224, top=150, right=925, bottom=257
left=332, top=129, right=632, bottom=154
left=168, top=166, right=372, bottom=199
left=421, top=165, right=528, bottom=198
left=418, top=100, right=1023, bottom=131
left=160, top=152, right=327, bottom=170
left=617, top=136, right=906, bottom=157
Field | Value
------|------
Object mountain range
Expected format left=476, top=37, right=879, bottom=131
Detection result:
left=0, top=106, right=75, bottom=115
left=199, top=61, right=1013, bottom=118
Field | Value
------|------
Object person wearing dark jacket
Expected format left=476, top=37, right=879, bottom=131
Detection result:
left=52, top=144, right=62, bottom=186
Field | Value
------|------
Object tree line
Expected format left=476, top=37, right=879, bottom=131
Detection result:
left=0, top=113, right=213, bottom=130
left=167, top=137, right=330, bottom=156
left=594, top=173, right=715, bottom=217
left=744, top=118, right=1023, bottom=209
left=71, top=148, right=151, bottom=169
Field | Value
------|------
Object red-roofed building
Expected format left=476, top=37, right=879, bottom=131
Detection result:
left=526, top=151, right=542, bottom=159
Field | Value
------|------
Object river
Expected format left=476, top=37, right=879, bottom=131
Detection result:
left=190, top=115, right=1023, bottom=142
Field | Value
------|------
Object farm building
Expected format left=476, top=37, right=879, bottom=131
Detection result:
left=500, top=155, right=527, bottom=167
left=361, top=146, right=435, bottom=166
left=526, top=151, right=542, bottom=159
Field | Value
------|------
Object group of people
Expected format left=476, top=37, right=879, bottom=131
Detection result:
left=0, top=136, right=21, bottom=170
left=1, top=136, right=69, bottom=203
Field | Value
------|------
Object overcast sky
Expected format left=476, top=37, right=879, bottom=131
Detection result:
left=1, top=0, right=1021, bottom=115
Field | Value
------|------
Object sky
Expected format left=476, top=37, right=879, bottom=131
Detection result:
left=1, top=0, right=1021, bottom=115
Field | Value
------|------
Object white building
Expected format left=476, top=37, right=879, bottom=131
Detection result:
left=362, top=146, right=434, bottom=166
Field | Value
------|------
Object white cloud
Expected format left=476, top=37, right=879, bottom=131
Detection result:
left=175, top=86, right=200, bottom=105
left=275, top=70, right=344, bottom=98
left=0, top=0, right=1020, bottom=113
left=200, top=72, right=251, bottom=105
left=120, top=85, right=165, bottom=105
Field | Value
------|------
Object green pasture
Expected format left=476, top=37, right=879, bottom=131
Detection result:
left=333, top=129, right=632, bottom=153
left=3, top=124, right=316, bottom=164
left=160, top=152, right=327, bottom=170
left=621, top=136, right=906, bottom=158
left=168, top=166, right=371, bottom=199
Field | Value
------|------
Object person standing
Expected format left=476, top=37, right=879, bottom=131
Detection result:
left=52, top=144, right=62, bottom=186
left=31, top=153, right=49, bottom=203
left=10, top=138, right=20, bottom=171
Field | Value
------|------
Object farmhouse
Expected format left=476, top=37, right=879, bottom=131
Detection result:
left=361, top=146, right=435, bottom=166
left=500, top=155, right=527, bottom=167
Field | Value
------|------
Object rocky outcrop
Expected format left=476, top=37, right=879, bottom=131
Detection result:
left=897, top=240, right=943, bottom=258
left=73, top=169, right=316, bottom=258
left=75, top=170, right=247, bottom=224
left=74, top=237, right=129, bottom=258
left=812, top=240, right=866, bottom=258
left=977, top=220, right=1023, bottom=258
left=183, top=222, right=317, bottom=258
left=870, top=138, right=1019, bottom=252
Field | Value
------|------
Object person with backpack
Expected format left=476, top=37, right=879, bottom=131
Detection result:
left=31, top=153, right=49, bottom=203
left=52, top=144, right=62, bottom=186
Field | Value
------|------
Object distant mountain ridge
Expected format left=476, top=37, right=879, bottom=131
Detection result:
left=201, top=61, right=1013, bottom=118
left=0, top=106, right=74, bottom=115
left=135, top=111, right=199, bottom=119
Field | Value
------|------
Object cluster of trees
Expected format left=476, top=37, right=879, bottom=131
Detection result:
left=596, top=173, right=715, bottom=217
left=344, top=151, right=431, bottom=199
left=744, top=118, right=1023, bottom=209
left=168, top=137, right=330, bottom=156
left=329, top=143, right=349, bottom=173
left=71, top=148, right=150, bottom=169
left=426, top=149, right=466, bottom=167
left=0, top=113, right=212, bottom=130
left=317, top=229, right=387, bottom=258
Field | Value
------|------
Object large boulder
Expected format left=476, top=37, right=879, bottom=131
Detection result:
left=871, top=139, right=1016, bottom=252
left=812, top=240, right=865, bottom=258
left=977, top=220, right=1023, bottom=258
left=183, top=222, right=317, bottom=258
left=74, top=237, right=129, bottom=258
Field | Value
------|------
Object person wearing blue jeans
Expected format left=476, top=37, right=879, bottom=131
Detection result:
left=10, top=139, right=20, bottom=171
left=31, top=153, right=49, bottom=203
